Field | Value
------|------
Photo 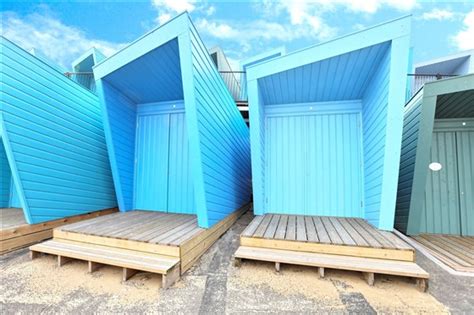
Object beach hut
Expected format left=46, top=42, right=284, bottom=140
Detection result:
left=30, top=13, right=251, bottom=288
left=407, top=50, right=473, bottom=98
left=395, top=74, right=473, bottom=273
left=1, top=37, right=117, bottom=253
left=396, top=74, right=474, bottom=237
left=234, top=17, right=429, bottom=289
left=70, top=47, right=106, bottom=92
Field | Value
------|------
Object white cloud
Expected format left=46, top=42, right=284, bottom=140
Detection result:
left=422, top=8, right=455, bottom=21
left=0, top=11, right=125, bottom=69
left=196, top=17, right=336, bottom=45
left=195, top=19, right=239, bottom=39
left=152, top=0, right=202, bottom=25
left=152, top=0, right=195, bottom=13
left=453, top=10, right=474, bottom=50
left=206, top=5, right=216, bottom=16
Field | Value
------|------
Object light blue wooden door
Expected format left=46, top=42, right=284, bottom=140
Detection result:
left=421, top=131, right=461, bottom=235
left=134, top=113, right=170, bottom=211
left=167, top=112, right=194, bottom=214
left=457, top=131, right=473, bottom=236
left=265, top=111, right=363, bottom=217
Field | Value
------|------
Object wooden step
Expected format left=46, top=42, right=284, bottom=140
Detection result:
left=234, top=246, right=429, bottom=291
left=30, top=239, right=180, bottom=288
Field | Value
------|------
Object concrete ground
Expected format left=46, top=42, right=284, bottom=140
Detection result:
left=1, top=211, right=472, bottom=314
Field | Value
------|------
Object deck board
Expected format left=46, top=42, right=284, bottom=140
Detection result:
left=413, top=234, right=474, bottom=273
left=59, top=211, right=202, bottom=247
left=1, top=208, right=27, bottom=229
left=241, top=214, right=415, bottom=262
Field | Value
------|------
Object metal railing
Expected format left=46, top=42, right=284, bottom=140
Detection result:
left=219, top=71, right=247, bottom=103
left=408, top=73, right=457, bottom=98
left=65, top=72, right=96, bottom=93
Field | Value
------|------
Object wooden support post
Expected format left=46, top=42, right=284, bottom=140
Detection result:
left=275, top=262, right=281, bottom=272
left=416, top=278, right=428, bottom=292
left=233, top=257, right=242, bottom=267
left=122, top=268, right=138, bottom=281
left=318, top=267, right=325, bottom=278
left=88, top=261, right=103, bottom=273
left=162, top=264, right=180, bottom=289
left=57, top=255, right=72, bottom=267
left=364, top=272, right=375, bottom=286
left=30, top=250, right=41, bottom=260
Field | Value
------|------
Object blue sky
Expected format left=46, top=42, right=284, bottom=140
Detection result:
left=2, top=1, right=473, bottom=71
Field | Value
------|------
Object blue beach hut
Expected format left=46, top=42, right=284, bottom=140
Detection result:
left=94, top=13, right=251, bottom=229
left=246, top=16, right=412, bottom=231
left=1, top=37, right=117, bottom=226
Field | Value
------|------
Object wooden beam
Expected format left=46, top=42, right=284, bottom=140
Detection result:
left=233, top=257, right=242, bottom=267
left=1, top=208, right=117, bottom=254
left=57, top=255, right=72, bottom=267
left=364, top=272, right=375, bottom=286
left=240, top=236, right=415, bottom=262
left=180, top=204, right=248, bottom=273
left=88, top=261, right=103, bottom=273
left=122, top=267, right=138, bottom=281
left=318, top=267, right=325, bottom=278
left=162, top=264, right=180, bottom=289
left=30, top=250, right=41, bottom=260
left=54, top=229, right=180, bottom=257
left=416, top=278, right=428, bottom=292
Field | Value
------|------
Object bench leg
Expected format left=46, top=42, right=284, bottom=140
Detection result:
left=318, top=267, right=325, bottom=278
left=162, top=264, right=180, bottom=289
left=122, top=268, right=138, bottom=281
left=88, top=261, right=103, bottom=273
left=30, top=251, right=41, bottom=260
left=416, top=278, right=428, bottom=292
left=57, top=255, right=72, bottom=267
left=275, top=262, right=281, bottom=273
left=364, top=272, right=375, bottom=286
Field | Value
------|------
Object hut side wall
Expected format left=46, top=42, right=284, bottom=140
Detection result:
left=361, top=46, right=391, bottom=227
left=0, top=140, right=11, bottom=207
left=97, top=80, right=137, bottom=212
left=395, top=92, right=424, bottom=233
left=1, top=38, right=116, bottom=224
left=188, top=23, right=252, bottom=228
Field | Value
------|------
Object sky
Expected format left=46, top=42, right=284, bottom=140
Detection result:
left=1, top=0, right=473, bottom=72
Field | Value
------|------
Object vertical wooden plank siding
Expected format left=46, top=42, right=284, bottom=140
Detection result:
left=361, top=46, right=390, bottom=227
left=248, top=80, right=266, bottom=215
left=247, top=16, right=411, bottom=230
left=457, top=130, right=474, bottom=236
left=395, top=92, right=424, bottom=233
left=188, top=22, right=252, bottom=227
left=1, top=38, right=116, bottom=224
left=377, top=35, right=411, bottom=230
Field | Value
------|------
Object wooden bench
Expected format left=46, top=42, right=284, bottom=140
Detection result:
left=234, top=246, right=429, bottom=291
left=30, top=239, right=180, bottom=289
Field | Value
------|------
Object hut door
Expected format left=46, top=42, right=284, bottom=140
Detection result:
left=135, top=114, right=170, bottom=211
left=134, top=107, right=194, bottom=214
left=422, top=129, right=473, bottom=236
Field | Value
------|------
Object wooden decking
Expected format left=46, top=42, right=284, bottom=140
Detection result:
left=30, top=205, right=249, bottom=288
left=241, top=214, right=415, bottom=261
left=413, top=234, right=474, bottom=273
left=1, top=208, right=27, bottom=229
left=235, top=214, right=429, bottom=290
left=1, top=208, right=116, bottom=254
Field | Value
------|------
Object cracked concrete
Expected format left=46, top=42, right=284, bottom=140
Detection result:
left=1, top=211, right=471, bottom=314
